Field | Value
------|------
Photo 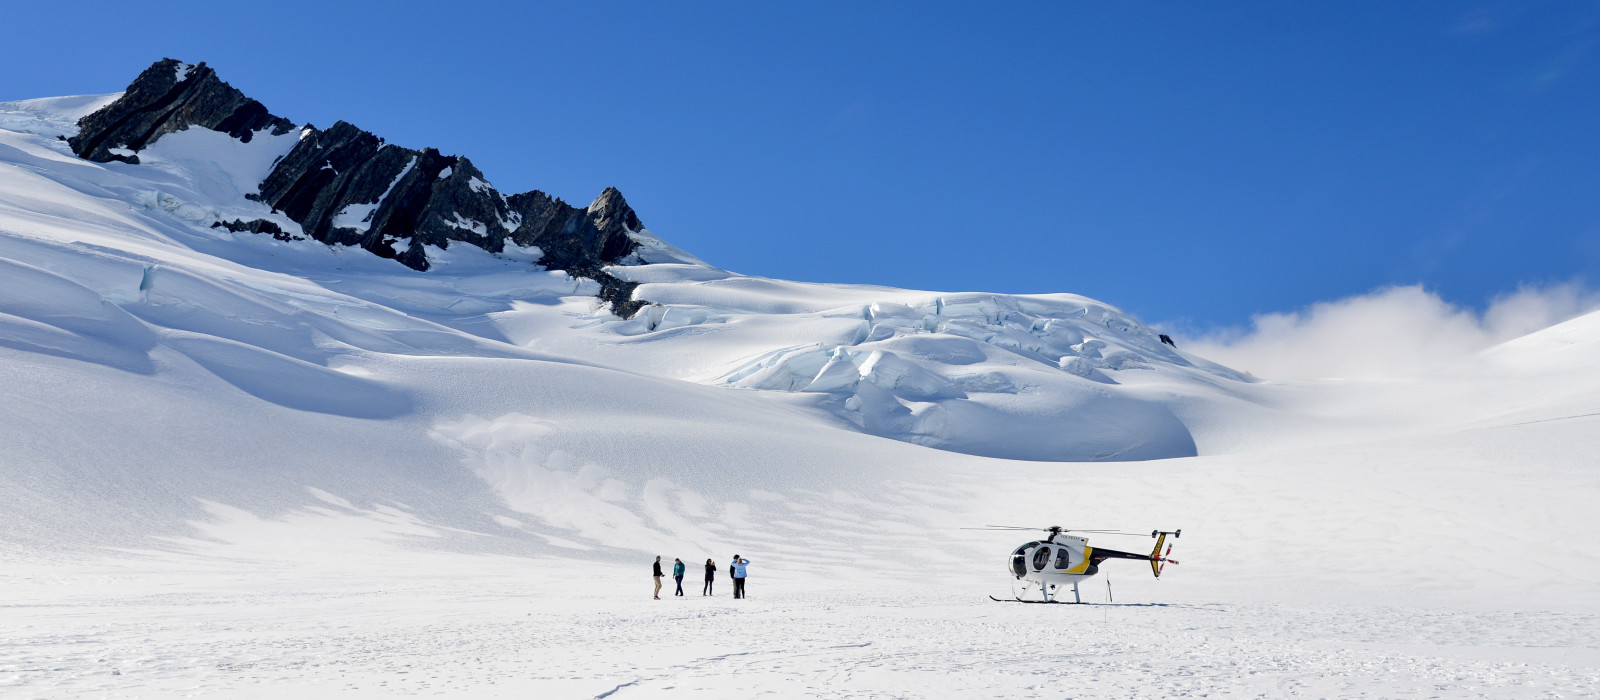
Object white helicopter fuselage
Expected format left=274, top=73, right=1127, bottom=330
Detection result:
left=1011, top=536, right=1099, bottom=591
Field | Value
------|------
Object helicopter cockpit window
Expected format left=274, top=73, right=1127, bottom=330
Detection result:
left=1032, top=546, right=1051, bottom=571
left=1010, top=542, right=1037, bottom=578
left=1054, top=547, right=1072, bottom=569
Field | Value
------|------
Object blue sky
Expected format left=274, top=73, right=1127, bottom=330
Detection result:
left=3, top=1, right=1598, bottom=329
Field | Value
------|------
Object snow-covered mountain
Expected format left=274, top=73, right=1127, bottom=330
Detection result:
left=3, top=59, right=1257, bottom=465
left=3, top=62, right=1597, bottom=698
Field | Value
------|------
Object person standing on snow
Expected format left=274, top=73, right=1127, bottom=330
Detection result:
left=652, top=556, right=664, bottom=600
left=672, top=558, right=686, bottom=597
left=703, top=558, right=717, bottom=596
left=732, top=556, right=750, bottom=599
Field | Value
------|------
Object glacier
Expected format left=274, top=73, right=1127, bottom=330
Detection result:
left=2, top=70, right=1599, bottom=698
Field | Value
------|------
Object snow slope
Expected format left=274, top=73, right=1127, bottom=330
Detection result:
left=1, top=93, right=1597, bottom=698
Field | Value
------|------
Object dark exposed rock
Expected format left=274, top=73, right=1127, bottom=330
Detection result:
left=574, top=264, right=648, bottom=319
left=506, top=186, right=641, bottom=270
left=251, top=120, right=460, bottom=268
left=73, top=58, right=654, bottom=318
left=248, top=118, right=648, bottom=312
left=70, top=59, right=295, bottom=164
left=211, top=218, right=301, bottom=241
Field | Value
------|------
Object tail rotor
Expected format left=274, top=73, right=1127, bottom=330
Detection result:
left=1149, top=529, right=1180, bottom=578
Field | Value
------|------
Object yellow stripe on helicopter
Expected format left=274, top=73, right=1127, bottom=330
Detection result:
left=1062, top=546, right=1092, bottom=574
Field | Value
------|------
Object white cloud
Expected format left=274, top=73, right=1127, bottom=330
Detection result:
left=1182, top=282, right=1600, bottom=380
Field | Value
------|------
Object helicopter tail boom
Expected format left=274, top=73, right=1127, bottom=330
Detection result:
left=1082, top=528, right=1180, bottom=578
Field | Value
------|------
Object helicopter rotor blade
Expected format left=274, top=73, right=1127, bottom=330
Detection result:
left=959, top=526, right=1150, bottom=536
left=958, top=526, right=1044, bottom=531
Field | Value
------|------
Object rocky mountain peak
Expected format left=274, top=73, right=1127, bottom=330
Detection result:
left=68, top=58, right=657, bottom=318
left=69, top=59, right=296, bottom=164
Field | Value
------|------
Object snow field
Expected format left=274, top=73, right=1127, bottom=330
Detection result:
left=3, top=563, right=1595, bottom=699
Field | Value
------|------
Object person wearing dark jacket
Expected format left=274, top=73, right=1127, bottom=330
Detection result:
left=672, top=558, right=686, bottom=596
left=652, top=556, right=663, bottom=600
left=702, top=558, right=717, bottom=595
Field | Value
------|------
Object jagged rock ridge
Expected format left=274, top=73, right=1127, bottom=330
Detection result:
left=71, top=58, right=649, bottom=317
left=69, top=61, right=297, bottom=164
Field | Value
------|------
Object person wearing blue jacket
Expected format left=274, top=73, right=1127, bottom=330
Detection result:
left=672, top=558, right=686, bottom=597
left=731, top=556, right=749, bottom=599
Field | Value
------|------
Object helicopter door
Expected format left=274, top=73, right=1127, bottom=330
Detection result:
left=1032, top=546, right=1052, bottom=571
left=1054, top=547, right=1072, bottom=570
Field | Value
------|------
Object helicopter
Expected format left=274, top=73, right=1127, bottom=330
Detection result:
left=970, top=526, right=1180, bottom=604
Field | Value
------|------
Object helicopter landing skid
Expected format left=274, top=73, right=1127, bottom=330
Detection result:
left=988, top=596, right=1083, bottom=604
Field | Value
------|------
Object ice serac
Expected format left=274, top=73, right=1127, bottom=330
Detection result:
left=70, top=58, right=651, bottom=317
left=68, top=59, right=296, bottom=164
